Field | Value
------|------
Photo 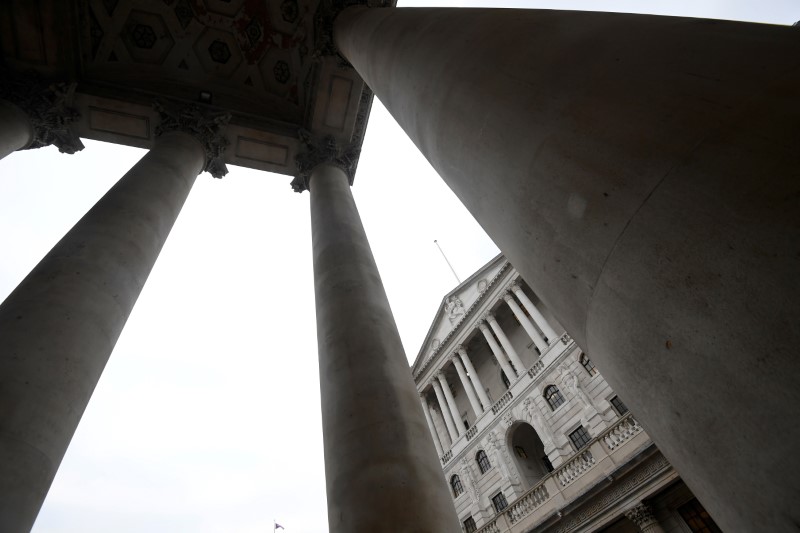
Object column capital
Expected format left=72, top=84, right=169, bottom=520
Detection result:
left=454, top=344, right=467, bottom=356
left=501, top=291, right=515, bottom=303
left=508, top=280, right=522, bottom=292
left=153, top=101, right=231, bottom=179
left=625, top=503, right=658, bottom=529
left=481, top=311, right=496, bottom=323
left=0, top=70, right=83, bottom=154
left=292, top=130, right=360, bottom=192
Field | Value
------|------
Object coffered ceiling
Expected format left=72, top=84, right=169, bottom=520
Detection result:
left=0, top=0, right=384, bottom=176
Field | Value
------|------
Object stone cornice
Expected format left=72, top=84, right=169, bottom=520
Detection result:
left=413, top=261, right=510, bottom=380
left=291, top=129, right=361, bottom=192
left=0, top=70, right=84, bottom=155
left=153, top=101, right=231, bottom=179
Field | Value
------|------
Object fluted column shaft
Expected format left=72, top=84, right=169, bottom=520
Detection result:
left=420, top=396, right=444, bottom=456
left=432, top=377, right=458, bottom=441
left=458, top=347, right=491, bottom=408
left=478, top=321, right=517, bottom=381
left=503, top=292, right=548, bottom=352
left=437, top=373, right=464, bottom=435
left=486, top=313, right=527, bottom=374
left=309, top=163, right=459, bottom=532
left=0, top=100, right=33, bottom=159
left=451, top=356, right=483, bottom=415
left=511, top=284, right=558, bottom=342
left=0, top=131, right=205, bottom=532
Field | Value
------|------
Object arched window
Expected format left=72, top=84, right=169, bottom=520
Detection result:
left=476, top=450, right=492, bottom=474
left=580, top=353, right=598, bottom=376
left=544, top=385, right=565, bottom=410
left=501, top=370, right=511, bottom=389
left=450, top=474, right=464, bottom=497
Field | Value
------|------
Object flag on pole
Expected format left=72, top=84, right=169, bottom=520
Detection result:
left=274, top=521, right=284, bottom=531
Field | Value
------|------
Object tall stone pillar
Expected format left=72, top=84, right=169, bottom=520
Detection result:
left=509, top=282, right=558, bottom=343
left=0, top=100, right=33, bottom=159
left=335, top=7, right=800, bottom=531
left=478, top=319, right=516, bottom=381
left=457, top=345, right=491, bottom=409
left=0, top=103, right=229, bottom=532
left=485, top=312, right=526, bottom=373
left=295, top=134, right=459, bottom=533
left=502, top=292, right=548, bottom=352
left=625, top=503, right=666, bottom=533
left=437, top=372, right=464, bottom=435
left=432, top=378, right=459, bottom=442
left=0, top=73, right=84, bottom=159
left=420, top=395, right=445, bottom=456
left=451, top=354, right=483, bottom=415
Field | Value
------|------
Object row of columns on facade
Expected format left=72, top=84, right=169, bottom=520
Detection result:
left=3, top=5, right=798, bottom=532
left=0, top=90, right=235, bottom=532
left=0, top=69, right=459, bottom=531
left=420, top=284, right=558, bottom=455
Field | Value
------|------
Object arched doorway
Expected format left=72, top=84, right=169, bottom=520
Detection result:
left=508, top=422, right=551, bottom=488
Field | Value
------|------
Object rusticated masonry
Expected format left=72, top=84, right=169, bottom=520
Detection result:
left=0, top=70, right=84, bottom=154
left=154, top=101, right=231, bottom=179
left=291, top=129, right=360, bottom=192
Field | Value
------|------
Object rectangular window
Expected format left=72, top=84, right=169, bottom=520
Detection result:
left=610, top=395, right=629, bottom=416
left=568, top=425, right=592, bottom=451
left=491, top=492, right=509, bottom=513
left=463, top=516, right=477, bottom=533
left=678, top=498, right=723, bottom=533
left=542, top=455, right=554, bottom=473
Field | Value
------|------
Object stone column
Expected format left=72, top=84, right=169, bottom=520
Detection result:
left=478, top=319, right=517, bottom=381
left=421, top=395, right=445, bottom=456
left=625, top=503, right=666, bottom=533
left=510, top=282, right=558, bottom=343
left=336, top=8, right=800, bottom=530
left=0, top=103, right=229, bottom=532
left=297, top=133, right=459, bottom=532
left=0, top=100, right=33, bottom=159
left=432, top=378, right=459, bottom=442
left=437, top=372, right=464, bottom=435
left=485, top=312, right=527, bottom=373
left=503, top=291, right=548, bottom=352
left=451, top=354, right=483, bottom=416
left=457, top=345, right=491, bottom=409
left=0, top=73, right=84, bottom=159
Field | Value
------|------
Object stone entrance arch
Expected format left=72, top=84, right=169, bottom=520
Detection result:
left=507, top=422, right=550, bottom=489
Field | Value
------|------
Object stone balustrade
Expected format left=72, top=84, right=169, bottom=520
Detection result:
left=465, top=424, right=478, bottom=441
left=527, top=359, right=544, bottom=378
left=473, top=413, right=654, bottom=533
left=554, top=449, right=595, bottom=487
left=507, top=482, right=549, bottom=524
left=441, top=449, right=453, bottom=465
left=491, top=391, right=513, bottom=414
left=600, top=414, right=642, bottom=451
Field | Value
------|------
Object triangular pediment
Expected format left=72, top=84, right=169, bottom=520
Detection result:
left=412, top=254, right=508, bottom=374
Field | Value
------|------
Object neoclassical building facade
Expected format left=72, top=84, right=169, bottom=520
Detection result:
left=1, top=2, right=798, bottom=532
left=413, top=255, right=722, bottom=533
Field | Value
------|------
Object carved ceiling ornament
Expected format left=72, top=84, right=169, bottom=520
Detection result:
left=153, top=100, right=231, bottom=179
left=292, top=129, right=360, bottom=192
left=0, top=70, right=84, bottom=154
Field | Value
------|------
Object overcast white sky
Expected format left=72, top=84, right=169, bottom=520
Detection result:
left=0, top=2, right=797, bottom=532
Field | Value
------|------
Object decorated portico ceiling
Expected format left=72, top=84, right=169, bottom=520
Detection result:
left=0, top=0, right=390, bottom=175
